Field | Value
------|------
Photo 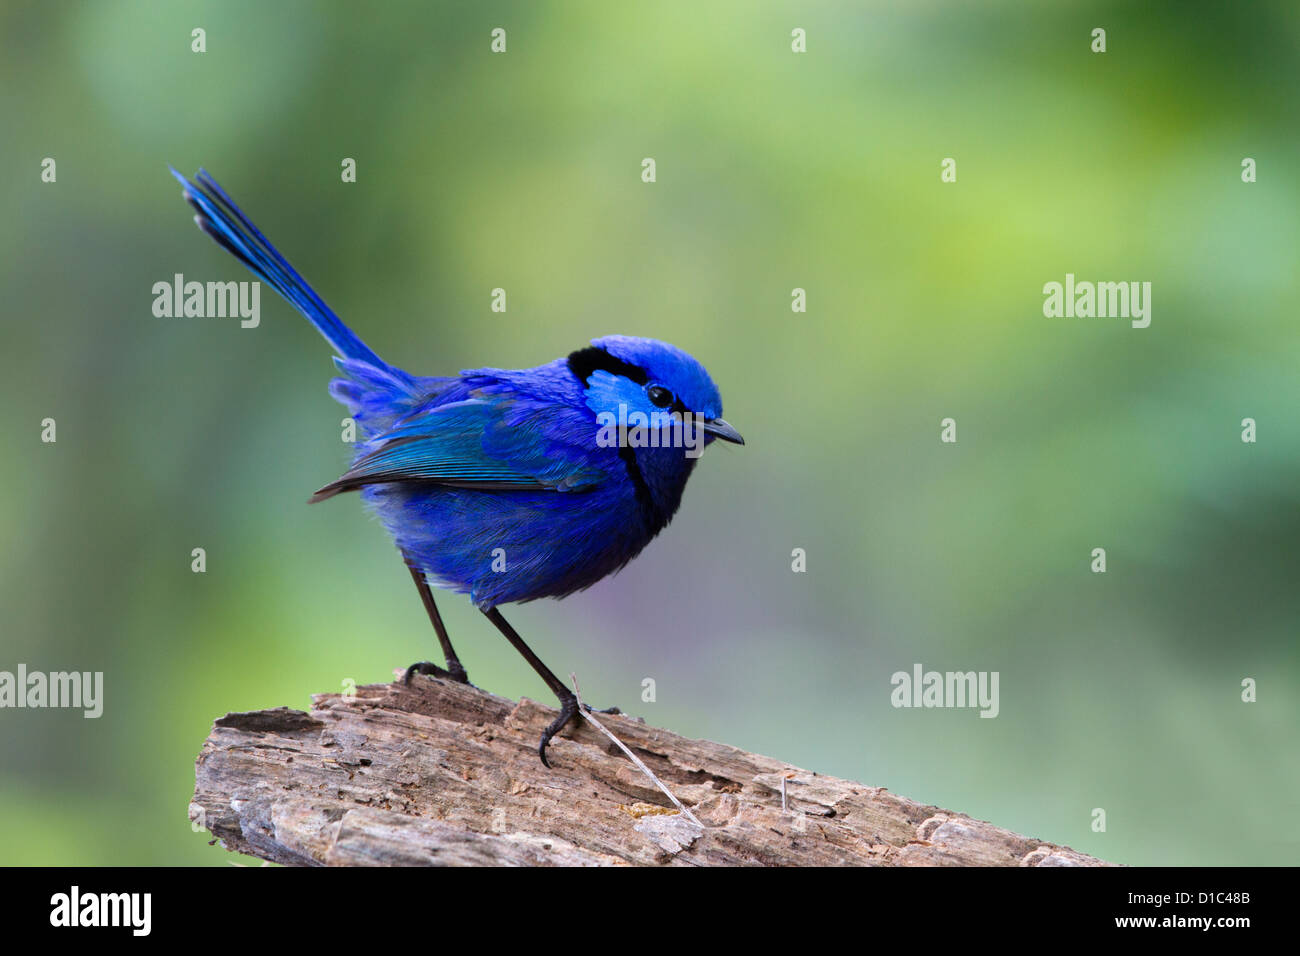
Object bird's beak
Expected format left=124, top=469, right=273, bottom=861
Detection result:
left=703, top=417, right=745, bottom=445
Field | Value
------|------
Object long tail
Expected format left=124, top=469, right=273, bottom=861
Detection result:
left=170, top=167, right=384, bottom=367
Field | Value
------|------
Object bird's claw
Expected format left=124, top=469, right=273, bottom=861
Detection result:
left=536, top=698, right=625, bottom=766
left=538, top=694, right=582, bottom=768
left=403, top=660, right=471, bottom=685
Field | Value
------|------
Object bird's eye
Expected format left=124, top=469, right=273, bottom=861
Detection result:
left=647, top=385, right=674, bottom=408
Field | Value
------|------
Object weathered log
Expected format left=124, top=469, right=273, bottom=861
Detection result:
left=189, top=676, right=1112, bottom=866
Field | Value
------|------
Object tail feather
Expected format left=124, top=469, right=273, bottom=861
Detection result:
left=328, top=355, right=427, bottom=438
left=170, top=166, right=384, bottom=367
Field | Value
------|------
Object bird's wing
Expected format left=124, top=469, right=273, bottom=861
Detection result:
left=309, top=395, right=607, bottom=502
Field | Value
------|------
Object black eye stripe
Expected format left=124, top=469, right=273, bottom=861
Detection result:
left=566, top=346, right=648, bottom=386
left=566, top=347, right=699, bottom=417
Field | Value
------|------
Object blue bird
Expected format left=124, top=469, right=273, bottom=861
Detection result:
left=171, top=168, right=743, bottom=765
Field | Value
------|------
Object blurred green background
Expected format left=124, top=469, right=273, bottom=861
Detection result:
left=2, top=0, right=1297, bottom=866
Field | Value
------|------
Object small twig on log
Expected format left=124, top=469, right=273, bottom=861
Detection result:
left=570, top=672, right=703, bottom=828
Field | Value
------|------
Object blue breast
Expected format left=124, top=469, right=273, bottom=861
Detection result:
left=361, top=473, right=654, bottom=607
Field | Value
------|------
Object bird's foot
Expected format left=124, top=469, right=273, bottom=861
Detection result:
left=538, top=693, right=581, bottom=768
left=403, top=660, right=471, bottom=685
left=536, top=697, right=625, bottom=767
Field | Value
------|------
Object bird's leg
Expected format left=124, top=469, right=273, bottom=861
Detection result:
left=402, top=553, right=470, bottom=685
left=482, top=606, right=584, bottom=767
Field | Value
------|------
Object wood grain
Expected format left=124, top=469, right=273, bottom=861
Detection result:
left=190, top=676, right=1113, bottom=866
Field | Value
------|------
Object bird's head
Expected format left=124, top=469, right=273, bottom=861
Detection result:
left=568, top=335, right=744, bottom=455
